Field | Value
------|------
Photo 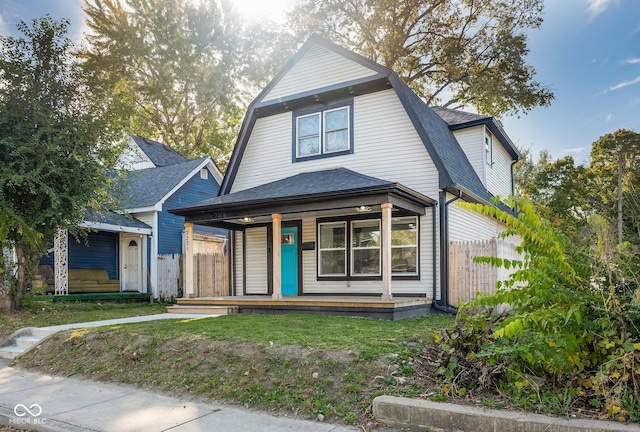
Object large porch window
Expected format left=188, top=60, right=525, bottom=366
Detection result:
left=317, top=215, right=419, bottom=279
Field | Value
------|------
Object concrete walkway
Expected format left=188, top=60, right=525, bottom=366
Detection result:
left=0, top=314, right=223, bottom=360
left=0, top=360, right=357, bottom=432
left=0, top=313, right=358, bottom=432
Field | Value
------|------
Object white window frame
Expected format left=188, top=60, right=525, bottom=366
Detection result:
left=296, top=112, right=321, bottom=158
left=318, top=221, right=347, bottom=277
left=350, top=219, right=381, bottom=276
left=200, top=168, right=208, bottom=179
left=322, top=106, right=351, bottom=154
left=295, top=104, right=351, bottom=160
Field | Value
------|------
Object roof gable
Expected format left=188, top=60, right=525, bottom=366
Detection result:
left=120, top=157, right=211, bottom=209
left=260, top=42, right=381, bottom=103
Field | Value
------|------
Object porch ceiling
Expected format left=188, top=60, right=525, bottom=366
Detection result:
left=170, top=168, right=435, bottom=229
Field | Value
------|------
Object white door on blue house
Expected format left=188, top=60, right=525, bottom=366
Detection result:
left=121, top=234, right=142, bottom=292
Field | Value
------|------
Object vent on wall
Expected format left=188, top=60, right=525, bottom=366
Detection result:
left=200, top=168, right=208, bottom=179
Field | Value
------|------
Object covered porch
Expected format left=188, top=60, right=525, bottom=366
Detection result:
left=47, top=211, right=152, bottom=295
left=171, top=168, right=437, bottom=318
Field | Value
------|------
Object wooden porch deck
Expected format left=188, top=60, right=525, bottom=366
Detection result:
left=176, top=296, right=433, bottom=320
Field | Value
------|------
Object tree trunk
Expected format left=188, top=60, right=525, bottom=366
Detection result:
left=618, top=156, right=623, bottom=245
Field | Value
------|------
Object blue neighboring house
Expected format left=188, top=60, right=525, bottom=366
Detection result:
left=41, top=135, right=226, bottom=299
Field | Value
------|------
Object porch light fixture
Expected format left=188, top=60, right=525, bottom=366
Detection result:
left=238, top=217, right=254, bottom=223
left=355, top=205, right=371, bottom=213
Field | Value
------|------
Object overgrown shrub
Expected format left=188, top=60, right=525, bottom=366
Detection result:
left=420, top=197, right=640, bottom=421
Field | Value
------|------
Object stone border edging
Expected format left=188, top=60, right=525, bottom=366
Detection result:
left=373, top=395, right=638, bottom=432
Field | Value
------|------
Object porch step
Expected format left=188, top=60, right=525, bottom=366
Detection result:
left=165, top=305, right=238, bottom=315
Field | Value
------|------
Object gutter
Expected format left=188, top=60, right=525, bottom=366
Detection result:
left=433, top=190, right=462, bottom=314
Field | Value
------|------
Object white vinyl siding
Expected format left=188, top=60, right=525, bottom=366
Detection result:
left=486, top=140, right=514, bottom=199
left=302, top=215, right=433, bottom=297
left=232, top=90, right=440, bottom=200
left=262, top=45, right=378, bottom=103
left=451, top=126, right=485, bottom=186
left=234, top=231, right=244, bottom=296
left=244, top=227, right=268, bottom=295
left=448, top=202, right=507, bottom=243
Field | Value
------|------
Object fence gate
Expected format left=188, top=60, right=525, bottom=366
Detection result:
left=194, top=253, right=228, bottom=297
left=158, top=254, right=181, bottom=301
left=448, top=238, right=519, bottom=306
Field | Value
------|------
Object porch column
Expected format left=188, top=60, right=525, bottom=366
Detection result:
left=184, top=222, right=195, bottom=298
left=381, top=203, right=393, bottom=301
left=272, top=213, right=282, bottom=300
left=54, top=228, right=68, bottom=295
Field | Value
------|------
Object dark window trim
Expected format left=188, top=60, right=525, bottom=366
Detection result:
left=292, top=99, right=354, bottom=163
left=315, top=213, right=420, bottom=281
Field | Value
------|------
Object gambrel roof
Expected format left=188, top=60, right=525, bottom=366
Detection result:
left=219, top=35, right=511, bottom=206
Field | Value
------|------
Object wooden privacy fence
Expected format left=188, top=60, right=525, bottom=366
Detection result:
left=449, top=238, right=519, bottom=306
left=158, top=254, right=181, bottom=302
left=194, top=253, right=228, bottom=297
left=157, top=252, right=229, bottom=300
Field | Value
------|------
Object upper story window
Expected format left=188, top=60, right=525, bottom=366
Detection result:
left=293, top=101, right=353, bottom=162
left=485, top=128, right=493, bottom=167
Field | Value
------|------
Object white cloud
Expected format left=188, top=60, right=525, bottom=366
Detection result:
left=587, top=0, right=618, bottom=18
left=606, top=113, right=614, bottom=121
left=622, top=57, right=640, bottom=65
left=0, top=14, right=7, bottom=35
left=607, top=75, right=640, bottom=92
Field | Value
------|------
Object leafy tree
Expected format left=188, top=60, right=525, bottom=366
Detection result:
left=0, top=17, right=119, bottom=311
left=82, top=0, right=264, bottom=169
left=422, top=197, right=640, bottom=421
left=589, top=129, right=640, bottom=244
left=515, top=149, right=591, bottom=237
left=287, top=0, right=553, bottom=116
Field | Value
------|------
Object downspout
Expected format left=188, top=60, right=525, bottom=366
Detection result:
left=433, top=190, right=462, bottom=314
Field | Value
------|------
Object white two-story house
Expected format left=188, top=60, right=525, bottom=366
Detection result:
left=172, top=35, right=519, bottom=319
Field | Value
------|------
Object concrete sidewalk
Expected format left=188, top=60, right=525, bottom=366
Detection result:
left=0, top=359, right=357, bottom=432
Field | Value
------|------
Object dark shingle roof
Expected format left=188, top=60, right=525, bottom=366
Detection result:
left=430, top=107, right=490, bottom=127
left=131, top=135, right=188, bottom=167
left=187, top=168, right=396, bottom=209
left=122, top=157, right=209, bottom=208
left=431, top=107, right=520, bottom=160
left=390, top=76, right=494, bottom=203
left=84, top=210, right=151, bottom=229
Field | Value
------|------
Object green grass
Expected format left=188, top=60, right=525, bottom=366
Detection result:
left=107, top=313, right=454, bottom=354
left=17, top=312, right=455, bottom=426
left=0, top=295, right=168, bottom=339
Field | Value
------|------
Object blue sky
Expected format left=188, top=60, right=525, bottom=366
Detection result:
left=1, top=0, right=638, bottom=164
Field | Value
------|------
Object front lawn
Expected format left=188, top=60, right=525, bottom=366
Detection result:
left=16, top=313, right=454, bottom=428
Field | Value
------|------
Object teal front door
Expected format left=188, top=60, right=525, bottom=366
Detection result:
left=281, top=226, right=298, bottom=295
